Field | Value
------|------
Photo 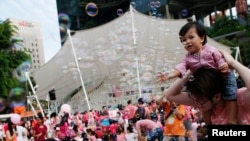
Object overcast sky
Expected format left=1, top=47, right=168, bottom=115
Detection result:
left=0, top=0, right=61, bottom=63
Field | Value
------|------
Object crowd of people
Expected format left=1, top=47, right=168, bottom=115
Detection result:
left=0, top=97, right=207, bottom=141
left=1, top=20, right=249, bottom=141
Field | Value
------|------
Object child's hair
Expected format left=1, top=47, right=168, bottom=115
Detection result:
left=179, top=21, right=207, bottom=45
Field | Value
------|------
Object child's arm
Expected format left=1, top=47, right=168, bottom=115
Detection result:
left=156, top=69, right=180, bottom=84
left=211, top=47, right=229, bottom=73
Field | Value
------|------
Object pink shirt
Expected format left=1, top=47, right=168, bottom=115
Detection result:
left=211, top=88, right=250, bottom=124
left=117, top=133, right=126, bottom=141
left=135, top=119, right=160, bottom=131
left=88, top=135, right=97, bottom=141
left=125, top=104, right=137, bottom=119
left=174, top=44, right=226, bottom=76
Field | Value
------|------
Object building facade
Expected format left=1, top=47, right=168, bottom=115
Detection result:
left=9, top=18, right=45, bottom=73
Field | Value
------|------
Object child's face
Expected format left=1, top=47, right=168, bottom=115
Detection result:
left=180, top=27, right=204, bottom=54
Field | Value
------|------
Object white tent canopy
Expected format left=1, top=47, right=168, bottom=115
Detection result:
left=32, top=10, right=231, bottom=111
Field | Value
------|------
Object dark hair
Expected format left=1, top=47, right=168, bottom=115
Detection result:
left=186, top=68, right=224, bottom=100
left=179, top=21, right=207, bottom=45
left=37, top=112, right=43, bottom=121
left=7, top=118, right=16, bottom=136
left=59, top=113, right=69, bottom=126
left=138, top=98, right=144, bottom=104
left=127, top=100, right=132, bottom=104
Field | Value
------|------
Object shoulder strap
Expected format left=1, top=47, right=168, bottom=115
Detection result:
left=165, top=106, right=177, bottom=120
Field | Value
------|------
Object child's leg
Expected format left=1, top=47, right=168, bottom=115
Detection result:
left=226, top=100, right=237, bottom=124
left=223, top=71, right=238, bottom=124
left=201, top=110, right=211, bottom=125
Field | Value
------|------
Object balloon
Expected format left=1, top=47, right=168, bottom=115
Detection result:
left=60, top=104, right=71, bottom=113
left=10, top=113, right=21, bottom=124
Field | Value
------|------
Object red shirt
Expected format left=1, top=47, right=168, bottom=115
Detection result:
left=95, top=128, right=103, bottom=138
left=33, top=124, right=47, bottom=141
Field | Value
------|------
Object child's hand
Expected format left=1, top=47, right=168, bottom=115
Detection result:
left=219, top=62, right=229, bottom=73
left=156, top=72, right=168, bottom=84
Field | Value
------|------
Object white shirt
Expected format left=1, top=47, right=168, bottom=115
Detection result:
left=16, top=125, right=28, bottom=141
left=125, top=132, right=137, bottom=141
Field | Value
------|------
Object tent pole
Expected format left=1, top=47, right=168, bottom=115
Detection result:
left=67, top=29, right=91, bottom=111
left=130, top=5, right=142, bottom=98
left=25, top=72, right=44, bottom=117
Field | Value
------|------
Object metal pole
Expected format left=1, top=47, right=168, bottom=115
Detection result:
left=66, top=29, right=91, bottom=111
left=25, top=72, right=45, bottom=117
left=130, top=5, right=142, bottom=98
left=27, top=98, right=38, bottom=117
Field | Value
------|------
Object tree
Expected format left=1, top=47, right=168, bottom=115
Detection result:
left=0, top=20, right=31, bottom=113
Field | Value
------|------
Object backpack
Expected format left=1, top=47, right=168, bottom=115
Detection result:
left=134, top=106, right=146, bottom=120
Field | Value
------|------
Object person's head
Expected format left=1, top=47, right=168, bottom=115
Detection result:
left=138, top=98, right=144, bottom=105
left=127, top=99, right=132, bottom=105
left=37, top=112, right=44, bottom=125
left=102, top=106, right=108, bottom=111
left=185, top=68, right=224, bottom=111
left=179, top=21, right=207, bottom=54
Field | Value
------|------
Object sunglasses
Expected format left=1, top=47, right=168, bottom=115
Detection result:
left=188, top=91, right=210, bottom=107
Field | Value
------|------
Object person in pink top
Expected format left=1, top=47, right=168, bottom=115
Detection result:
left=157, top=21, right=237, bottom=125
left=131, top=118, right=163, bottom=141
left=125, top=100, right=137, bottom=121
left=164, top=49, right=250, bottom=125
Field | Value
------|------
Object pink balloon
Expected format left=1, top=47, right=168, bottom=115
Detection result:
left=10, top=113, right=21, bottom=124
left=60, top=104, right=71, bottom=113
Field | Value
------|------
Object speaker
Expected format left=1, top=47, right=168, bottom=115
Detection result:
left=49, top=89, right=56, bottom=100
left=161, top=87, right=165, bottom=92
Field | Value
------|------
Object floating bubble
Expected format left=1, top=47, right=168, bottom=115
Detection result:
left=9, top=87, right=25, bottom=97
left=155, top=1, right=161, bottom=8
left=9, top=87, right=26, bottom=106
left=141, top=72, right=153, bottom=81
left=156, top=13, right=162, bottom=18
left=151, top=8, right=158, bottom=16
left=58, top=13, right=71, bottom=29
left=149, top=1, right=156, bottom=8
left=13, top=60, right=32, bottom=82
left=85, top=3, right=98, bottom=17
left=181, top=9, right=188, bottom=17
left=10, top=36, right=23, bottom=49
left=130, top=2, right=136, bottom=8
left=19, top=60, right=32, bottom=71
left=117, top=9, right=124, bottom=16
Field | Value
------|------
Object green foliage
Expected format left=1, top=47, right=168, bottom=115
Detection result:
left=238, top=41, right=250, bottom=67
left=0, top=20, right=18, bottom=50
left=207, top=16, right=245, bottom=37
left=0, top=20, right=31, bottom=111
left=217, top=38, right=238, bottom=47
